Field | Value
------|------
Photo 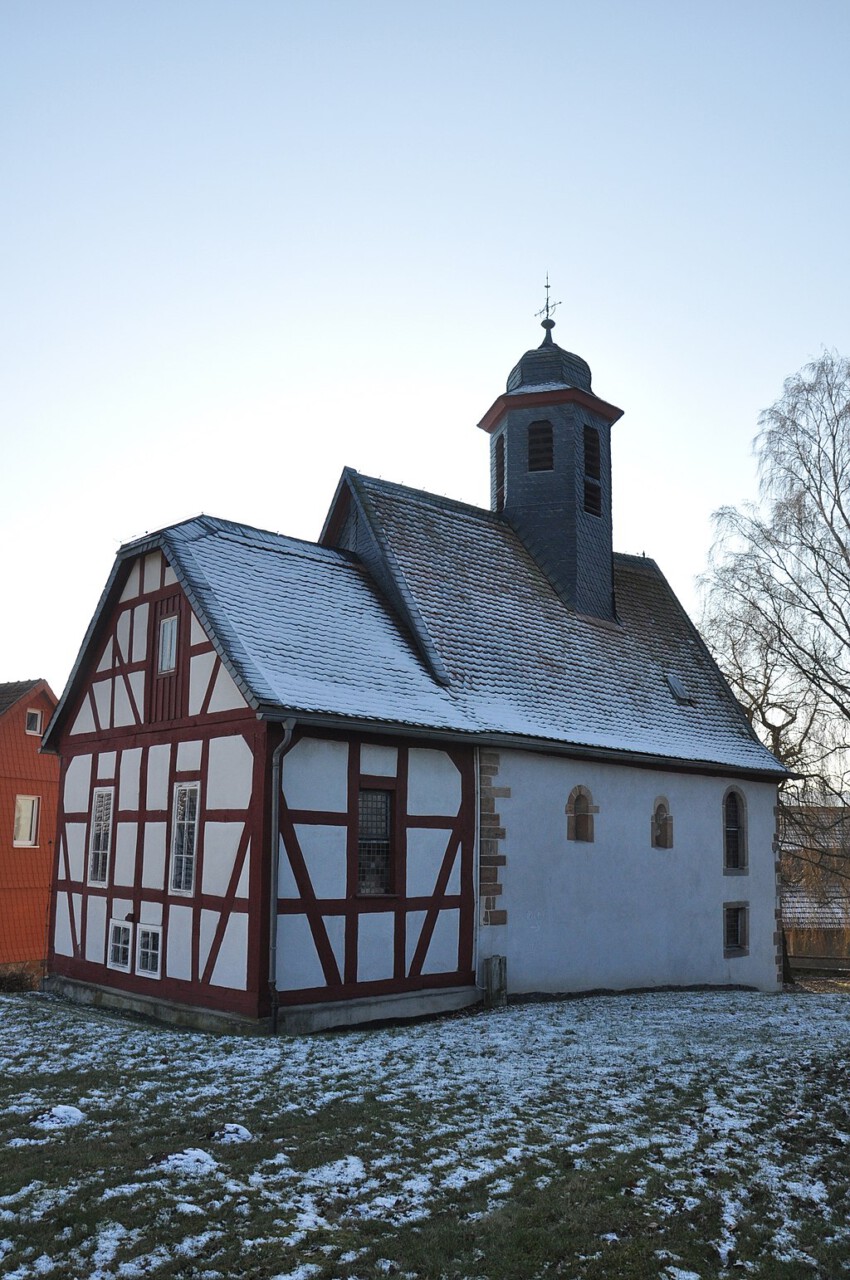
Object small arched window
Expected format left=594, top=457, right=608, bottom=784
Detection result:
left=651, top=799, right=673, bottom=849
left=566, top=786, right=597, bottom=843
left=724, top=790, right=747, bottom=871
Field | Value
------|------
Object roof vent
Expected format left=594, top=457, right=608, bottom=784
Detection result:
left=667, top=673, right=695, bottom=706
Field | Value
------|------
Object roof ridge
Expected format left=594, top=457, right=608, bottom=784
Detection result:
left=356, top=473, right=502, bottom=522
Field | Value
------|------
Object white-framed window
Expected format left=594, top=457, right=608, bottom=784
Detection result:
left=25, top=709, right=43, bottom=735
left=88, top=788, right=114, bottom=884
left=136, top=925, right=162, bottom=977
left=13, top=796, right=40, bottom=846
left=170, top=782, right=200, bottom=893
left=107, top=921, right=133, bottom=972
left=158, top=614, right=178, bottom=674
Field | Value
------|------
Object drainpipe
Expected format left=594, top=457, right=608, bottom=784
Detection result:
left=269, top=717, right=296, bottom=1035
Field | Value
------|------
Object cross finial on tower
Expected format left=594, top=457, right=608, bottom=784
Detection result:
left=535, top=273, right=561, bottom=345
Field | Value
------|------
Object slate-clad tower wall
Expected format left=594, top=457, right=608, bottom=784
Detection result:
left=479, top=318, right=623, bottom=622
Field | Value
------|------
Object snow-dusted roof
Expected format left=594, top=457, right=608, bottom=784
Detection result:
left=782, top=885, right=850, bottom=929
left=46, top=478, right=786, bottom=777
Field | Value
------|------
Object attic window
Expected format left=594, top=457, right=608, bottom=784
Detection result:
left=527, top=421, right=554, bottom=471
left=583, top=426, right=602, bottom=516
left=158, top=615, right=178, bottom=674
left=667, top=673, right=695, bottom=706
left=25, top=709, right=42, bottom=735
left=495, top=434, right=506, bottom=512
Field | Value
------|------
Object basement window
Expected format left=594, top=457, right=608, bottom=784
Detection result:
left=107, top=921, right=132, bottom=972
left=358, top=789, right=394, bottom=895
left=527, top=421, right=554, bottom=471
left=137, top=926, right=162, bottom=977
left=723, top=903, right=749, bottom=957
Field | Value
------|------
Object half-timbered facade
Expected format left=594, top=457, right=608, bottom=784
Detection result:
left=43, top=318, right=787, bottom=1031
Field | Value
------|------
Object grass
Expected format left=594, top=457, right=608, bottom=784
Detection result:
left=3, top=988, right=850, bottom=1278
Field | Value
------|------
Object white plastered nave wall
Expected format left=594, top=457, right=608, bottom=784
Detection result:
left=477, top=750, right=780, bottom=994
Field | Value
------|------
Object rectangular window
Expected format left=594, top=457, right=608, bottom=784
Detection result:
left=107, top=921, right=132, bottom=971
left=25, top=709, right=42, bottom=735
left=358, top=789, right=393, bottom=895
left=170, top=782, right=200, bottom=893
left=137, top=926, right=162, bottom=977
left=528, top=421, right=554, bottom=471
left=158, top=614, right=178, bottom=674
left=724, top=904, right=749, bottom=956
left=88, top=788, right=114, bottom=884
left=13, top=796, right=40, bottom=846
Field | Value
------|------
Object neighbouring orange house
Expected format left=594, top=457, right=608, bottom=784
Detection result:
left=0, top=680, right=59, bottom=978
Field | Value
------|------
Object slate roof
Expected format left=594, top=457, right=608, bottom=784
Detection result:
left=782, top=885, right=850, bottom=929
left=0, top=681, right=41, bottom=719
left=46, top=476, right=786, bottom=778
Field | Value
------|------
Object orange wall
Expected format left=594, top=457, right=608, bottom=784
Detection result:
left=0, top=688, right=59, bottom=965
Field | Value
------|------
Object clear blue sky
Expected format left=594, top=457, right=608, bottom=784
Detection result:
left=3, top=0, right=849, bottom=694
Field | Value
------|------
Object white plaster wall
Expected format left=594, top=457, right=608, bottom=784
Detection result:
left=202, top=823, right=243, bottom=896
left=132, top=603, right=149, bottom=661
left=119, top=561, right=140, bottom=602
left=113, top=677, right=135, bottom=728
left=142, top=823, right=166, bottom=890
left=85, top=897, right=106, bottom=964
left=113, top=823, right=137, bottom=887
left=143, top=552, right=162, bottom=594
left=189, top=651, right=217, bottom=716
left=92, top=680, right=111, bottom=731
left=70, top=696, right=96, bottom=736
left=406, top=828, right=458, bottom=898
left=360, top=744, right=398, bottom=776
left=139, top=901, right=163, bottom=925
left=208, top=664, right=246, bottom=713
left=167, top=905, right=193, bottom=980
left=294, top=824, right=347, bottom=899
left=207, top=735, right=253, bottom=810
left=477, top=751, right=780, bottom=994
left=407, top=749, right=461, bottom=816
left=54, top=895, right=73, bottom=955
left=422, top=908, right=460, bottom=975
left=276, top=915, right=324, bottom=990
left=358, top=912, right=395, bottom=982
left=97, top=639, right=114, bottom=673
left=282, top=738, right=348, bottom=812
left=119, top=749, right=141, bottom=811
left=210, top=914, right=248, bottom=989
left=64, top=826, right=86, bottom=882
left=190, top=614, right=207, bottom=645
left=64, top=755, right=92, bottom=813
left=115, top=611, right=131, bottom=662
left=146, top=745, right=171, bottom=811
left=177, top=739, right=203, bottom=773
left=97, top=752, right=116, bottom=781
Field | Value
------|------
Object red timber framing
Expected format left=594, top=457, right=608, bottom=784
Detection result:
left=48, top=551, right=270, bottom=1019
left=276, top=730, right=476, bottom=1005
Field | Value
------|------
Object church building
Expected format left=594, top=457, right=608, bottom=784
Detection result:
left=42, top=317, right=786, bottom=1032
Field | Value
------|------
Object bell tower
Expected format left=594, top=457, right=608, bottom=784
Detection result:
left=477, top=305, right=623, bottom=621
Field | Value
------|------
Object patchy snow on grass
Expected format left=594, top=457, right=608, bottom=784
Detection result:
left=3, top=988, right=850, bottom=1276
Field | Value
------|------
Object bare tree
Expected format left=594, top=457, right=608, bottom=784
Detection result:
left=701, top=351, right=850, bottom=893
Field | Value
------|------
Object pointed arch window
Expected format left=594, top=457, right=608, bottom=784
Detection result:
left=566, top=786, right=598, bottom=843
left=583, top=426, right=602, bottom=516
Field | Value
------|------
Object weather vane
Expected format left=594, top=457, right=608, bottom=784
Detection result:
left=535, top=273, right=561, bottom=325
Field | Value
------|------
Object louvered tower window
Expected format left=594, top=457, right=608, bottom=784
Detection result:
left=527, top=421, right=554, bottom=471
left=495, top=434, right=506, bottom=511
left=583, top=426, right=602, bottom=515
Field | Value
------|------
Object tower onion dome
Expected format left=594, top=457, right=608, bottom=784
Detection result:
left=505, top=316, right=592, bottom=394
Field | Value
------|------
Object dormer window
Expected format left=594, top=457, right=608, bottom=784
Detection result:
left=583, top=426, right=602, bottom=516
left=527, top=421, right=554, bottom=471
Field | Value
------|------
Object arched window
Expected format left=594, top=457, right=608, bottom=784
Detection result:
left=651, top=798, right=673, bottom=849
left=566, top=786, right=597, bottom=843
left=724, top=790, right=747, bottom=871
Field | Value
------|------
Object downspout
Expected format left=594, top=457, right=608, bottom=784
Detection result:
left=269, top=717, right=297, bottom=1035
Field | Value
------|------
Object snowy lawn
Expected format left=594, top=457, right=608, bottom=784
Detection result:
left=2, top=989, right=850, bottom=1279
